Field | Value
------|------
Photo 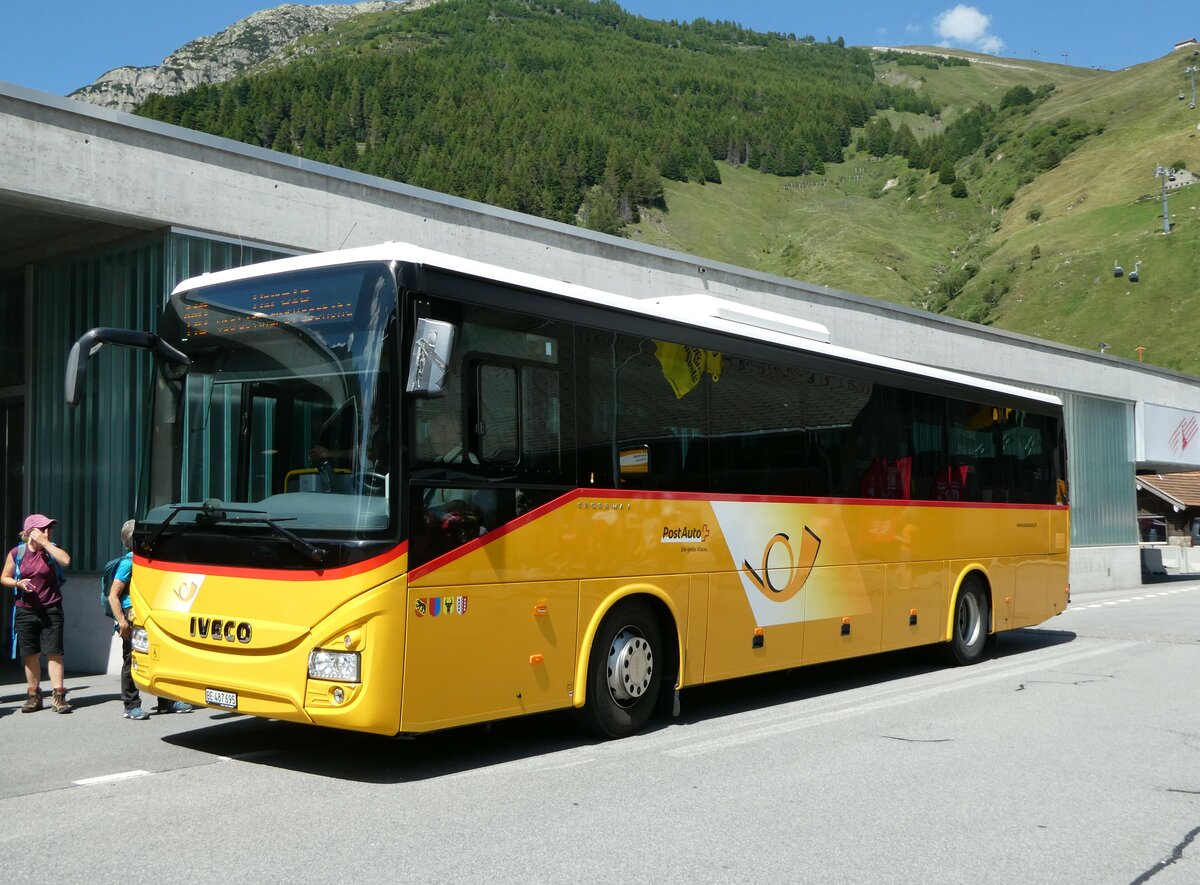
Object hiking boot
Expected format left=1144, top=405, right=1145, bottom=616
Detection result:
left=21, top=688, right=43, bottom=713
left=123, top=707, right=150, bottom=721
left=51, top=688, right=73, bottom=714
left=155, top=700, right=193, bottom=714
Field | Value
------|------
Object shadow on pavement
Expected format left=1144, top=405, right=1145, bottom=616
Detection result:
left=162, top=627, right=1076, bottom=785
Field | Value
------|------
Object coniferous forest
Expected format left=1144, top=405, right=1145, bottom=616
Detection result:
left=136, top=0, right=937, bottom=233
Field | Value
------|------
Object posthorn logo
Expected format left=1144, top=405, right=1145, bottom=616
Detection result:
left=1170, top=416, right=1198, bottom=457
left=742, top=527, right=822, bottom=603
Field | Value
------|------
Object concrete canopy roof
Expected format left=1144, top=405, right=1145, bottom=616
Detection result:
left=0, top=195, right=154, bottom=273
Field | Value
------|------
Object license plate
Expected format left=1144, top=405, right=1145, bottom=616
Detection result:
left=205, top=688, right=237, bottom=709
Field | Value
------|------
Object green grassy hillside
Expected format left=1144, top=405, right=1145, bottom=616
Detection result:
left=877, top=46, right=1100, bottom=119
left=633, top=45, right=1200, bottom=372
left=966, top=49, right=1200, bottom=369
left=630, top=158, right=979, bottom=304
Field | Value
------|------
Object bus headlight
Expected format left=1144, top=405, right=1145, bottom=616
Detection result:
left=308, top=649, right=360, bottom=683
left=131, top=626, right=149, bottom=654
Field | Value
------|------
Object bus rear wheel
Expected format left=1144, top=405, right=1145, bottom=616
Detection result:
left=581, top=599, right=663, bottom=739
left=945, top=578, right=990, bottom=666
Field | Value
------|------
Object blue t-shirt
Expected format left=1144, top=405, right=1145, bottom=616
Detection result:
left=114, top=551, right=133, bottom=611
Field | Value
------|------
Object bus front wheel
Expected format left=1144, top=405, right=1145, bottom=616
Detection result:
left=581, top=599, right=663, bottom=739
left=945, top=578, right=990, bottom=666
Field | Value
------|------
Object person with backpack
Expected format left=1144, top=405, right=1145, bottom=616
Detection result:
left=2, top=513, right=72, bottom=713
left=107, top=519, right=192, bottom=720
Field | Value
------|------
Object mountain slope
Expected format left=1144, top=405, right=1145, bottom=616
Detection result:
left=634, top=45, right=1200, bottom=371
left=956, top=48, right=1200, bottom=369
left=133, top=0, right=902, bottom=230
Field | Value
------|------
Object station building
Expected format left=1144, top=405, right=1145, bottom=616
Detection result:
left=3, top=81, right=1199, bottom=675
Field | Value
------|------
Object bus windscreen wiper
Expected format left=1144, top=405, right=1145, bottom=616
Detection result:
left=143, top=498, right=253, bottom=554
left=143, top=499, right=327, bottom=564
left=212, top=515, right=328, bottom=565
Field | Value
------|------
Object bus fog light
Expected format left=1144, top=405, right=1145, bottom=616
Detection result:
left=332, top=687, right=345, bottom=705
left=131, top=627, right=149, bottom=654
left=308, top=649, right=360, bottom=683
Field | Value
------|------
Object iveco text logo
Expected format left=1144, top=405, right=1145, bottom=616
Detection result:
left=189, top=616, right=253, bottom=644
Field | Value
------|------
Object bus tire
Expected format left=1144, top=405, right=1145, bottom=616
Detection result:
left=580, top=599, right=663, bottom=739
left=945, top=578, right=990, bottom=666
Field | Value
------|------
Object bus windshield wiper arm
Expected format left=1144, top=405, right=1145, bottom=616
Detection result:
left=213, top=515, right=328, bottom=565
left=143, top=503, right=196, bottom=555
left=144, top=499, right=264, bottom=552
left=143, top=500, right=327, bottom=564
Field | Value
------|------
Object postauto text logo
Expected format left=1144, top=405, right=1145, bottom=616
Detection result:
left=661, top=524, right=710, bottom=543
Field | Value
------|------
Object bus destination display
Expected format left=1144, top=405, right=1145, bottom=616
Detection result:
left=182, top=287, right=356, bottom=338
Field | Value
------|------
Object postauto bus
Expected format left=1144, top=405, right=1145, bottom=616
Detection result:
left=66, top=243, right=1069, bottom=738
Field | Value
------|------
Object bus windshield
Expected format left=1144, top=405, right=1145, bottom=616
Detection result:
left=144, top=262, right=397, bottom=547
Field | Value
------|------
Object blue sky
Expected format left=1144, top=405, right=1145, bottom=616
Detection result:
left=0, top=0, right=1184, bottom=97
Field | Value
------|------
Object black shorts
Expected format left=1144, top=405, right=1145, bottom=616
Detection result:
left=14, top=604, right=65, bottom=657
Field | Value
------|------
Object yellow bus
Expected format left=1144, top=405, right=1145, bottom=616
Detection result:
left=67, top=243, right=1069, bottom=738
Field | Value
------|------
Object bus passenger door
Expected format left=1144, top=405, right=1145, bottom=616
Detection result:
left=400, top=580, right=579, bottom=732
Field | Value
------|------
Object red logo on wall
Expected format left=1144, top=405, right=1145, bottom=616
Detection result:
left=1170, top=417, right=1198, bottom=456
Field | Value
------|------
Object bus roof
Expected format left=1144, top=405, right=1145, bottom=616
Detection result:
left=173, top=242, right=1062, bottom=409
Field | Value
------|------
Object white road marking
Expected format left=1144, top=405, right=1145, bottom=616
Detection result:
left=1070, top=587, right=1198, bottom=612
left=74, top=770, right=151, bottom=786
left=215, top=749, right=284, bottom=762
left=73, top=748, right=284, bottom=789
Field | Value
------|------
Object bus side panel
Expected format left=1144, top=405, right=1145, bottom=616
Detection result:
left=985, top=556, right=1019, bottom=630
left=802, top=564, right=886, bottom=666
left=399, top=579, right=579, bottom=732
left=702, top=570, right=803, bottom=681
left=881, top=561, right=949, bottom=651
left=684, top=574, right=709, bottom=687
left=1011, top=555, right=1070, bottom=627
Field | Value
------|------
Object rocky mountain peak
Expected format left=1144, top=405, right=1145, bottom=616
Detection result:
left=68, top=1, right=416, bottom=113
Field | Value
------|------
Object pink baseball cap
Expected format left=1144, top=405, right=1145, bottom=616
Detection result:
left=23, top=514, right=57, bottom=534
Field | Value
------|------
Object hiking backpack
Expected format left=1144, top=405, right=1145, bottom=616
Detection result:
left=100, top=551, right=133, bottom=619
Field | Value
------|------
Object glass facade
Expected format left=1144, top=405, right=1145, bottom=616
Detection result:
left=22, top=232, right=286, bottom=570
left=1064, top=392, right=1136, bottom=546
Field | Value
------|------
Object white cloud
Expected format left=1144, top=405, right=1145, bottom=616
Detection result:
left=933, top=5, right=1005, bottom=54
left=977, top=34, right=1005, bottom=54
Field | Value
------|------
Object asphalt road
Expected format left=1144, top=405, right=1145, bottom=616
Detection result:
left=2, top=580, right=1198, bottom=885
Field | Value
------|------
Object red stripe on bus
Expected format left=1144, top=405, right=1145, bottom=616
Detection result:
left=577, top=488, right=1065, bottom=510
left=134, top=542, right=408, bottom=581
left=408, top=490, right=584, bottom=581
left=408, top=487, right=1066, bottom=581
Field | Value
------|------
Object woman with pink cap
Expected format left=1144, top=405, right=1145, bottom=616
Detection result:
left=2, top=514, right=73, bottom=713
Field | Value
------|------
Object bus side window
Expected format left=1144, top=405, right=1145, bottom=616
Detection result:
left=476, top=363, right=518, bottom=463
left=590, top=332, right=708, bottom=493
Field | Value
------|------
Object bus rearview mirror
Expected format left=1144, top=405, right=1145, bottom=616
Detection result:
left=406, top=318, right=455, bottom=397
